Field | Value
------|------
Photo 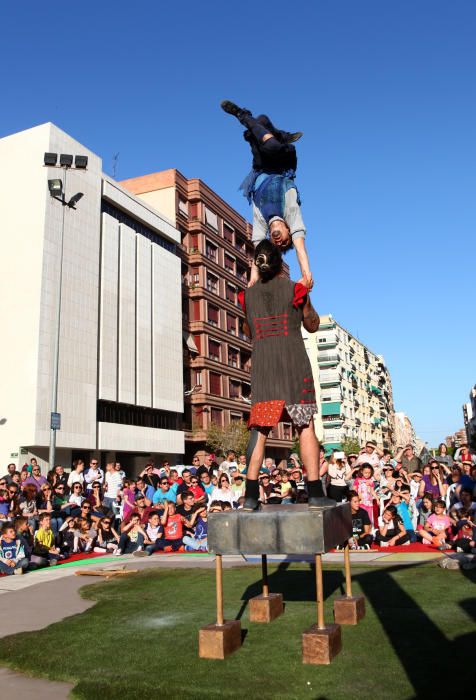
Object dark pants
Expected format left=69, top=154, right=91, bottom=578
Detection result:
left=0, top=557, right=29, bottom=575
left=154, top=538, right=183, bottom=552
left=241, top=113, right=296, bottom=172
left=375, top=532, right=410, bottom=546
left=453, top=538, right=473, bottom=553
left=118, top=532, right=144, bottom=554
left=144, top=540, right=164, bottom=556
left=328, top=484, right=349, bottom=502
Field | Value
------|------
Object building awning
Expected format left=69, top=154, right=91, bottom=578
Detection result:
left=182, top=331, right=198, bottom=354
left=321, top=401, right=342, bottom=416
left=324, top=442, right=341, bottom=453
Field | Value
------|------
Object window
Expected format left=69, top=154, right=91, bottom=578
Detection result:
left=237, top=265, right=247, bottom=284
left=235, top=235, right=246, bottom=253
left=228, top=347, right=239, bottom=367
left=241, top=352, right=251, bottom=372
left=227, top=314, right=236, bottom=335
left=318, top=338, right=326, bottom=344
left=224, top=254, right=235, bottom=273
left=205, top=241, right=217, bottom=262
left=188, top=234, right=198, bottom=253
left=178, top=199, right=188, bottom=218
left=189, top=267, right=199, bottom=287
left=283, top=423, right=292, bottom=440
left=211, top=407, right=222, bottom=425
left=209, top=372, right=221, bottom=396
left=230, top=412, right=242, bottom=423
left=207, top=272, right=219, bottom=294
left=189, top=202, right=199, bottom=220
left=208, top=339, right=221, bottom=362
left=205, top=206, right=218, bottom=230
left=194, top=371, right=202, bottom=387
left=208, top=304, right=219, bottom=327
left=223, top=223, right=234, bottom=243
left=229, top=379, right=240, bottom=399
left=226, top=284, right=236, bottom=304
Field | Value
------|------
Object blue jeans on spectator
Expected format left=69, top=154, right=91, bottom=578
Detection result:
left=118, top=532, right=144, bottom=554
left=144, top=540, right=164, bottom=556
left=0, top=558, right=29, bottom=575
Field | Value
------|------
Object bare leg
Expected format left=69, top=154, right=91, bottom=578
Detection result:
left=297, top=420, right=320, bottom=481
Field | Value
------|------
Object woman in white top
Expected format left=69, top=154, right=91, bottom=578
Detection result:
left=209, top=473, right=237, bottom=508
left=327, top=457, right=352, bottom=502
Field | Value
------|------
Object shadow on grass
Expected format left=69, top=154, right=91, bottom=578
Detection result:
left=239, top=561, right=476, bottom=698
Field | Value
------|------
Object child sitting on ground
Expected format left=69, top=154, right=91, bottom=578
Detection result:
left=0, top=522, right=29, bottom=575
left=452, top=509, right=476, bottom=553
left=375, top=505, right=409, bottom=547
left=425, top=499, right=452, bottom=550
left=33, top=513, right=61, bottom=565
left=221, top=100, right=312, bottom=290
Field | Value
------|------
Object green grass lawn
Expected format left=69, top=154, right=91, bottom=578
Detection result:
left=0, top=563, right=474, bottom=699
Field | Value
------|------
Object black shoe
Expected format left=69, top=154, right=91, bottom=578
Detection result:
left=308, top=496, right=337, bottom=510
left=284, top=131, right=303, bottom=143
left=242, top=497, right=260, bottom=512
left=221, top=100, right=252, bottom=123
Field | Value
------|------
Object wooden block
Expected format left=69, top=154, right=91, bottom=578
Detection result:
left=249, top=593, right=284, bottom=623
left=333, top=595, right=366, bottom=625
left=302, top=623, right=342, bottom=665
left=199, top=620, right=242, bottom=659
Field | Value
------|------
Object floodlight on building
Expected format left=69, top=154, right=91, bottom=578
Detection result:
left=44, top=152, right=58, bottom=166
left=48, top=179, right=63, bottom=198
left=59, top=153, right=73, bottom=167
left=67, top=192, right=84, bottom=209
left=74, top=155, right=88, bottom=169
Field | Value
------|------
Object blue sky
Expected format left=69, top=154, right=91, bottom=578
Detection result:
left=2, top=1, right=475, bottom=446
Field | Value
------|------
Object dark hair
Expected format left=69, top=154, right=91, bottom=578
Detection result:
left=254, top=240, right=282, bottom=281
left=182, top=490, right=194, bottom=500
left=1, top=522, right=15, bottom=535
left=384, top=505, right=397, bottom=517
left=348, top=490, right=359, bottom=500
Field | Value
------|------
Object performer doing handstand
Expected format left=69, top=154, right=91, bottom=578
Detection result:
left=221, top=100, right=313, bottom=290
left=238, top=239, right=335, bottom=512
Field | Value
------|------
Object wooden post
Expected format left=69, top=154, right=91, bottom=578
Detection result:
left=344, top=544, right=353, bottom=598
left=261, top=554, right=269, bottom=597
left=216, top=554, right=224, bottom=626
left=315, top=553, right=325, bottom=630
left=199, top=554, right=242, bottom=659
left=333, top=545, right=366, bottom=626
left=302, top=553, right=342, bottom=664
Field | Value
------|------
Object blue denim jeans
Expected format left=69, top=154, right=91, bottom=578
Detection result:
left=0, top=557, right=29, bottom=575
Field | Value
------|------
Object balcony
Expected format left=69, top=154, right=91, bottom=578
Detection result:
left=321, top=401, right=342, bottom=417
left=322, top=417, right=344, bottom=427
left=318, top=353, right=340, bottom=368
left=319, top=370, right=341, bottom=387
left=317, top=333, right=338, bottom=349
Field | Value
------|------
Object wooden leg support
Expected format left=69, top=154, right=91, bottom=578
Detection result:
left=333, top=545, right=366, bottom=625
left=249, top=555, right=284, bottom=623
left=199, top=554, right=242, bottom=659
left=302, top=554, right=342, bottom=665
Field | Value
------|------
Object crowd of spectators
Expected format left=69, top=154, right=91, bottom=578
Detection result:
left=1, top=442, right=475, bottom=574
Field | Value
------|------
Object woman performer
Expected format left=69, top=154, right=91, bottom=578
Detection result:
left=238, top=240, right=335, bottom=512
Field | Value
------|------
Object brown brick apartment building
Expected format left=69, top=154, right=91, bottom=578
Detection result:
left=121, top=169, right=293, bottom=463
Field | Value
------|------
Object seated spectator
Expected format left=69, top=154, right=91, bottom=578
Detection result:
left=51, top=465, right=69, bottom=492
left=68, top=483, right=86, bottom=512
left=449, top=487, right=476, bottom=522
left=347, top=490, right=373, bottom=549
left=419, top=461, right=447, bottom=500
left=58, top=517, right=79, bottom=556
left=219, top=451, right=238, bottom=475
left=67, top=460, right=85, bottom=491
left=158, top=501, right=184, bottom=552
left=0, top=485, right=10, bottom=522
left=176, top=469, right=194, bottom=505
left=7, top=484, right=20, bottom=519
left=0, top=522, right=29, bottom=575
left=115, top=513, right=146, bottom=556
left=121, top=480, right=137, bottom=520
left=446, top=467, right=462, bottom=508
left=23, top=464, right=48, bottom=492
left=188, top=475, right=206, bottom=504
left=353, top=464, right=378, bottom=526
left=452, top=509, right=476, bottom=553
left=135, top=477, right=154, bottom=505
left=94, top=517, right=120, bottom=553
left=210, top=474, right=237, bottom=507
left=140, top=463, right=159, bottom=491
left=408, top=471, right=423, bottom=501
left=375, top=505, right=409, bottom=547
left=133, top=511, right=165, bottom=557
left=2, top=464, right=17, bottom=485
left=14, top=517, right=33, bottom=559
left=327, top=456, right=351, bottom=503
left=32, top=513, right=61, bottom=565
left=231, top=473, right=246, bottom=501
left=86, top=481, right=108, bottom=518
left=183, top=506, right=209, bottom=552
left=200, top=471, right=214, bottom=500
left=395, top=487, right=418, bottom=542
left=19, top=484, right=39, bottom=530
left=74, top=517, right=97, bottom=553
left=153, top=477, right=178, bottom=505
left=425, top=499, right=452, bottom=550
left=176, top=491, right=198, bottom=535
left=36, top=483, right=62, bottom=534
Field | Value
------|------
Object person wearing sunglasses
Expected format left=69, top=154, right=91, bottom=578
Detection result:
left=152, top=477, right=178, bottom=506
left=209, top=473, right=237, bottom=508
left=94, top=518, right=120, bottom=554
left=23, top=465, right=48, bottom=493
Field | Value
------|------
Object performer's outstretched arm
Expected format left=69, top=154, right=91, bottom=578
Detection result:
left=302, top=297, right=320, bottom=333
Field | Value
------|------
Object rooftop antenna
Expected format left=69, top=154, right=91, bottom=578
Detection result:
left=112, top=152, right=120, bottom=179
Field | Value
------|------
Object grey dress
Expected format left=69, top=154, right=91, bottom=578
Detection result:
left=241, top=276, right=318, bottom=428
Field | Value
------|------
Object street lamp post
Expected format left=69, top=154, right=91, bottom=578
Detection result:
left=44, top=152, right=87, bottom=470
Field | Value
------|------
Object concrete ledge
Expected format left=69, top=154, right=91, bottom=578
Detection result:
left=208, top=503, right=352, bottom=555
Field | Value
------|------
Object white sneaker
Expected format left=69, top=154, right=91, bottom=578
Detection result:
left=113, top=549, right=123, bottom=556
left=14, top=568, right=24, bottom=575
left=380, top=541, right=389, bottom=548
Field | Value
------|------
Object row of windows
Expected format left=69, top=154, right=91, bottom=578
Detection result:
left=102, top=201, right=176, bottom=254
left=97, top=400, right=181, bottom=430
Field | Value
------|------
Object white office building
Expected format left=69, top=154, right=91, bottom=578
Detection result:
left=0, top=123, right=184, bottom=474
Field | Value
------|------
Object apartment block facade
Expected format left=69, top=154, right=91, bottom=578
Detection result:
left=313, top=315, right=395, bottom=451
left=121, top=169, right=294, bottom=462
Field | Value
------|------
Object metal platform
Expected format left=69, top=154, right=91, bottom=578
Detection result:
left=208, top=503, right=352, bottom=555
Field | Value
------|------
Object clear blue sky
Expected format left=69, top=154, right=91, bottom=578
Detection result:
left=2, top=1, right=475, bottom=446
